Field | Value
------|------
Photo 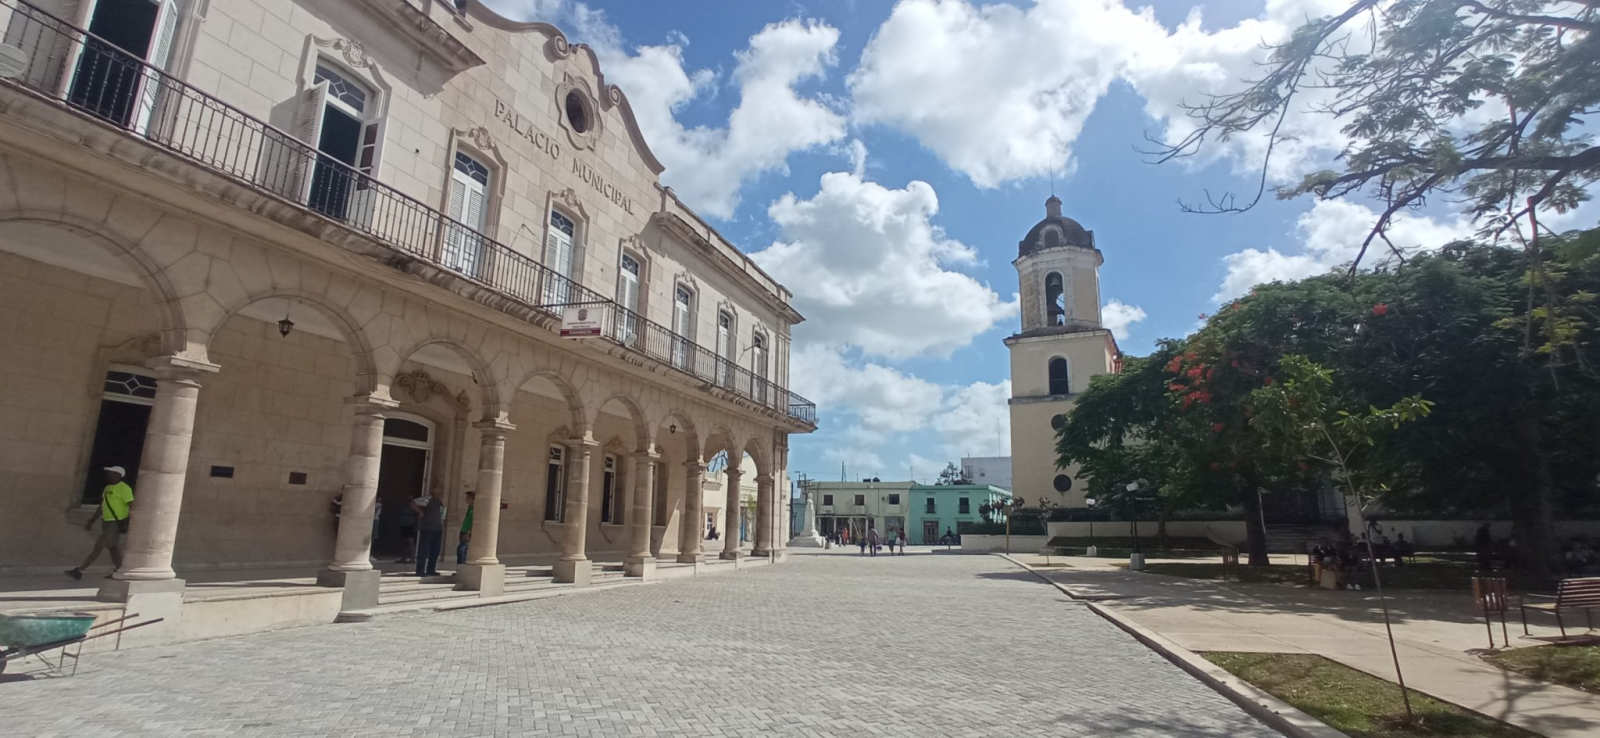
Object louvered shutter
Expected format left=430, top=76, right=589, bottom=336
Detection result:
left=443, top=172, right=467, bottom=272
left=131, top=0, right=178, bottom=135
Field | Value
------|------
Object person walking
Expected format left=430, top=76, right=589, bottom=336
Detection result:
left=412, top=490, right=446, bottom=577
left=867, top=526, right=880, bottom=557
left=66, top=466, right=134, bottom=580
left=396, top=497, right=419, bottom=564
left=1475, top=523, right=1495, bottom=571
left=456, top=491, right=475, bottom=565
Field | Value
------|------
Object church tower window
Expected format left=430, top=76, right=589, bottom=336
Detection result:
left=1048, top=357, right=1070, bottom=395
left=1045, top=272, right=1065, bottom=326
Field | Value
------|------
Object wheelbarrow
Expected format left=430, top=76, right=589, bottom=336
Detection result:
left=0, top=612, right=164, bottom=677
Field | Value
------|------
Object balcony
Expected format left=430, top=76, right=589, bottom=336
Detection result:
left=0, top=0, right=816, bottom=427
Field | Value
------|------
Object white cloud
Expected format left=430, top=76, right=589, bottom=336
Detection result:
left=1213, top=200, right=1476, bottom=301
left=793, top=345, right=1011, bottom=473
left=848, top=0, right=1358, bottom=189
left=849, top=0, right=1166, bottom=188
left=483, top=1, right=846, bottom=219
left=1100, top=300, right=1147, bottom=341
left=751, top=172, right=1018, bottom=359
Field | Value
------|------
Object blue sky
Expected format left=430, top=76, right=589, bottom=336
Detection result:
left=482, top=0, right=1596, bottom=485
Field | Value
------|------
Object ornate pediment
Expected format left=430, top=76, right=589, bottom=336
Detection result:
left=394, top=369, right=470, bottom=412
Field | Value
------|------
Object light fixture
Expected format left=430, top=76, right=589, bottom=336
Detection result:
left=278, top=303, right=294, bottom=337
left=668, top=423, right=678, bottom=434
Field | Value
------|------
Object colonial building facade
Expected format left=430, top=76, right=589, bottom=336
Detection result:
left=1005, top=196, right=1117, bottom=507
left=0, top=0, right=813, bottom=615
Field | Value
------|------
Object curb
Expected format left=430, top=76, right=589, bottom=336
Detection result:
left=997, top=554, right=1348, bottom=738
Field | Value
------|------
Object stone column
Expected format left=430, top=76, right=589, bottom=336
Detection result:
left=678, top=461, right=705, bottom=563
left=316, top=394, right=398, bottom=608
left=99, top=356, right=217, bottom=603
left=457, top=418, right=514, bottom=596
left=625, top=451, right=658, bottom=578
left=720, top=462, right=742, bottom=560
left=752, top=474, right=775, bottom=557
left=554, top=437, right=598, bottom=585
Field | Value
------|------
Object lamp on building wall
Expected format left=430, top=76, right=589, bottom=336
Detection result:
left=668, top=423, right=678, bottom=434
left=278, top=303, right=295, bottom=337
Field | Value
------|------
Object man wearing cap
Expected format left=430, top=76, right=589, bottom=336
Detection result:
left=65, top=466, right=134, bottom=580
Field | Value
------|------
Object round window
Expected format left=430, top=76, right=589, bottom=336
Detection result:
left=1052, top=474, right=1073, bottom=492
left=565, top=90, right=589, bottom=134
left=1051, top=414, right=1067, bottom=431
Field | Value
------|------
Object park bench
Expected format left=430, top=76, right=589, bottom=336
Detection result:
left=1472, top=576, right=1510, bottom=648
left=1519, top=576, right=1600, bottom=638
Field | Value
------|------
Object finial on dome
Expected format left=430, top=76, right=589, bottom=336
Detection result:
left=1045, top=195, right=1062, bottom=218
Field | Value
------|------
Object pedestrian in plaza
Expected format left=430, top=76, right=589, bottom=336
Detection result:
left=65, top=466, right=133, bottom=580
left=867, top=526, right=880, bottom=557
left=396, top=496, right=419, bottom=564
left=1475, top=523, right=1495, bottom=571
left=456, top=491, right=475, bottom=565
left=858, top=532, right=868, bottom=555
left=412, top=488, right=446, bottom=577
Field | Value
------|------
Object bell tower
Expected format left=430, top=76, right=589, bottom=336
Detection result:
left=1005, top=196, right=1119, bottom=507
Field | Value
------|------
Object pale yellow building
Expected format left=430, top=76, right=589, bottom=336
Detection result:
left=1005, top=197, right=1118, bottom=508
left=0, top=0, right=814, bottom=624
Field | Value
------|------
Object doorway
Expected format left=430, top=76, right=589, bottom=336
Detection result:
left=66, top=0, right=176, bottom=130
left=373, top=415, right=433, bottom=559
left=923, top=520, right=938, bottom=544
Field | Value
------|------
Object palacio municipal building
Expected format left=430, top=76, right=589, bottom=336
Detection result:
left=0, top=0, right=813, bottom=636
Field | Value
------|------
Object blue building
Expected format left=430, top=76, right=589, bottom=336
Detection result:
left=909, top=484, right=1011, bottom=544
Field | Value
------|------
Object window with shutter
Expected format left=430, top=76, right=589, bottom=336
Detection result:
left=617, top=254, right=640, bottom=344
left=544, top=210, right=576, bottom=306
left=672, top=286, right=693, bottom=370
left=132, top=0, right=179, bottom=136
left=752, top=333, right=769, bottom=404
left=444, top=152, right=489, bottom=277
left=716, top=311, right=734, bottom=387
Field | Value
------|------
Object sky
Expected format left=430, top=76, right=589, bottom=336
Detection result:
left=481, top=0, right=1598, bottom=485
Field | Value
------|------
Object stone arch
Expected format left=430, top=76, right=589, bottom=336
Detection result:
left=740, top=435, right=773, bottom=479
left=516, top=367, right=590, bottom=439
left=390, top=338, right=503, bottom=421
left=654, top=410, right=701, bottom=462
left=591, top=393, right=650, bottom=453
left=701, top=423, right=738, bottom=465
left=207, top=288, right=380, bottom=395
left=0, top=211, right=186, bottom=355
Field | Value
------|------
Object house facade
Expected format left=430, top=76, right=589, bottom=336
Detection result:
left=0, top=0, right=813, bottom=616
left=809, top=480, right=911, bottom=542
left=910, top=484, right=1011, bottom=544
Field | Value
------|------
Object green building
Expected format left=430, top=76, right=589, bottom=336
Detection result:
left=909, top=484, right=1012, bottom=544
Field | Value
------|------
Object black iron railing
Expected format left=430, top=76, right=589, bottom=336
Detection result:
left=0, top=0, right=816, bottom=425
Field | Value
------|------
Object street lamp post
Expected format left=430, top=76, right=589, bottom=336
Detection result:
left=1003, top=497, right=1025, bottom=554
left=1084, top=497, right=1098, bottom=558
left=1125, top=480, right=1148, bottom=571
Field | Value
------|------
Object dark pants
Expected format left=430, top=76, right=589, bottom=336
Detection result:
left=416, top=530, right=443, bottom=575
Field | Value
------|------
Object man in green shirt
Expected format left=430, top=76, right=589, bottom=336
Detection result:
left=66, top=466, right=134, bottom=580
left=456, top=491, right=475, bottom=565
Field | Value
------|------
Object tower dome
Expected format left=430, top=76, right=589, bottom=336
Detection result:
left=1019, top=196, right=1094, bottom=258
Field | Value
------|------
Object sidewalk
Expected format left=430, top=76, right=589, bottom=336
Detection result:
left=1012, top=554, right=1600, bottom=738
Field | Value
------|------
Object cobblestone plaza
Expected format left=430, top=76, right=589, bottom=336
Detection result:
left=3, top=553, right=1276, bottom=737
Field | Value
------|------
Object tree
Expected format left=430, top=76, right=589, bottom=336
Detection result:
left=1154, top=0, right=1597, bottom=265
left=936, top=462, right=971, bottom=486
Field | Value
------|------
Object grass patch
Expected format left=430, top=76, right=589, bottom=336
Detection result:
left=1204, top=652, right=1535, bottom=738
left=1132, top=560, right=1485, bottom=589
left=1485, top=644, right=1600, bottom=694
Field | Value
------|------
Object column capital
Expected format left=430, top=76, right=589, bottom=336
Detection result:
left=147, top=354, right=220, bottom=381
left=683, top=460, right=706, bottom=474
left=756, top=473, right=776, bottom=486
left=473, top=418, right=516, bottom=435
left=350, top=393, right=400, bottom=414
left=567, top=437, right=601, bottom=449
left=631, top=450, right=662, bottom=462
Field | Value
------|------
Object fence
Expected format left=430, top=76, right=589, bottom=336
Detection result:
left=0, top=0, right=815, bottom=425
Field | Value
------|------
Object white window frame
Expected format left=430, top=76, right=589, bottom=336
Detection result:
left=544, top=444, right=567, bottom=523
left=716, top=310, right=735, bottom=388
left=672, top=284, right=695, bottom=371
left=751, top=331, right=769, bottom=405
left=617, top=252, right=641, bottom=344
left=443, top=149, right=491, bottom=278
left=542, top=209, right=578, bottom=307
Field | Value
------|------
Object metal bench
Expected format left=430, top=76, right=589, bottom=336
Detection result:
left=1520, top=576, right=1600, bottom=638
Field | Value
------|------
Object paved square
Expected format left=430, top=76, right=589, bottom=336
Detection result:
left=2, top=553, right=1277, bottom=737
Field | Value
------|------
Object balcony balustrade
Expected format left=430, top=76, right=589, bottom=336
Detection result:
left=0, top=0, right=815, bottom=426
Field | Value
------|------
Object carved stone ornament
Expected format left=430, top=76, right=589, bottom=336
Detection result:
left=466, top=126, right=495, bottom=153
left=620, top=235, right=644, bottom=253
left=334, top=38, right=373, bottom=69
left=554, top=187, right=583, bottom=211
left=395, top=369, right=469, bottom=412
